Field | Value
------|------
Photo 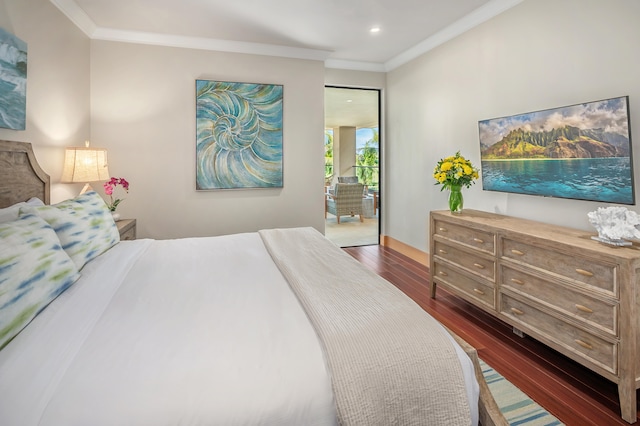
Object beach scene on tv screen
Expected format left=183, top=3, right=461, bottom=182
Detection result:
left=478, top=96, right=633, bottom=205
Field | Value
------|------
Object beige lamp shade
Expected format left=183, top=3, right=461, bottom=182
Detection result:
left=61, top=144, right=110, bottom=184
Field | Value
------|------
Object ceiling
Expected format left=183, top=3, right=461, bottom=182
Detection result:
left=325, top=87, right=379, bottom=129
left=51, top=0, right=523, bottom=72
left=50, top=0, right=523, bottom=129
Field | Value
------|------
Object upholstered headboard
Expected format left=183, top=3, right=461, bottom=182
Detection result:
left=0, top=140, right=50, bottom=208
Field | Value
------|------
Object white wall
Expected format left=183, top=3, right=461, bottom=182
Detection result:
left=0, top=0, right=90, bottom=203
left=0, top=1, right=383, bottom=241
left=386, top=0, right=640, bottom=253
left=90, top=41, right=326, bottom=239
left=12, top=0, right=636, bottom=250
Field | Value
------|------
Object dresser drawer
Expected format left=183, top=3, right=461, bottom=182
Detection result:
left=501, top=238, right=617, bottom=296
left=117, top=219, right=137, bottom=241
left=501, top=265, right=617, bottom=336
left=434, top=240, right=495, bottom=281
left=501, top=293, right=617, bottom=374
left=433, top=219, right=495, bottom=254
left=119, top=227, right=136, bottom=241
left=433, top=261, right=495, bottom=309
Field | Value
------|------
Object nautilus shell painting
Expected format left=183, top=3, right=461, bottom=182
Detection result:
left=196, top=80, right=283, bottom=189
left=0, top=28, right=27, bottom=130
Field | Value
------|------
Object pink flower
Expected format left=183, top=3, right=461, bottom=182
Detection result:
left=103, top=177, right=129, bottom=211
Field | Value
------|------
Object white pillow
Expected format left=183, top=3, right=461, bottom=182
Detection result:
left=0, top=202, right=26, bottom=223
left=0, top=213, right=80, bottom=349
left=0, top=198, right=44, bottom=224
left=26, top=197, right=44, bottom=206
left=20, top=191, right=120, bottom=270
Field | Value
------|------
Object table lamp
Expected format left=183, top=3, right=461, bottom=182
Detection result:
left=61, top=141, right=110, bottom=194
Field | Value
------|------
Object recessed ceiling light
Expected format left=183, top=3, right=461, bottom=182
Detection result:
left=370, top=27, right=381, bottom=34
left=346, top=99, right=353, bottom=103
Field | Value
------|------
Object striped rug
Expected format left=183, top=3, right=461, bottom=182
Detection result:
left=479, top=359, right=564, bottom=425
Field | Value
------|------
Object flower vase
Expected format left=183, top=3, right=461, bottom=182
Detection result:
left=448, top=184, right=463, bottom=214
left=111, top=211, right=121, bottom=222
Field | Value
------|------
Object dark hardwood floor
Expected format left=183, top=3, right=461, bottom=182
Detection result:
left=344, top=244, right=639, bottom=426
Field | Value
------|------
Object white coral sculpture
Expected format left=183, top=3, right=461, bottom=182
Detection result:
left=587, top=206, right=640, bottom=242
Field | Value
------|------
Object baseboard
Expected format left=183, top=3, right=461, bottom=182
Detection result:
left=380, top=235, right=429, bottom=267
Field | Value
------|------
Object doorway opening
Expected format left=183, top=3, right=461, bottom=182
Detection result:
left=324, top=86, right=381, bottom=247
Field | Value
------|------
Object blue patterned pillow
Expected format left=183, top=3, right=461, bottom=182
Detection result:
left=20, top=191, right=120, bottom=270
left=0, top=213, right=81, bottom=349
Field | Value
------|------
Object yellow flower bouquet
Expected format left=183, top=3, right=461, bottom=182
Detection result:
left=433, top=151, right=479, bottom=213
left=433, top=151, right=479, bottom=190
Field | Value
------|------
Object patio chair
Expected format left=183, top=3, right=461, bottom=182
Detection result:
left=325, top=183, right=365, bottom=224
left=337, top=176, right=359, bottom=184
left=335, top=176, right=368, bottom=195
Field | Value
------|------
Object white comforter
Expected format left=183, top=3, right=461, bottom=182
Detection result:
left=0, top=230, right=477, bottom=425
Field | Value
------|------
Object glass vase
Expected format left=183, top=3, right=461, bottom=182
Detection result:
left=448, top=184, right=463, bottom=214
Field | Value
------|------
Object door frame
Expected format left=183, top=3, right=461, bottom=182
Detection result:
left=324, top=85, right=382, bottom=245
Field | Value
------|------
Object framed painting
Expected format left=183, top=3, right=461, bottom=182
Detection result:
left=196, top=80, right=283, bottom=190
left=0, top=27, right=27, bottom=130
left=478, top=96, right=634, bottom=205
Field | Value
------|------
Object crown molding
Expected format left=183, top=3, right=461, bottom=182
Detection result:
left=324, top=59, right=386, bottom=73
left=384, top=0, right=524, bottom=71
left=50, top=0, right=97, bottom=36
left=92, top=28, right=332, bottom=61
left=50, top=0, right=331, bottom=61
left=51, top=0, right=523, bottom=72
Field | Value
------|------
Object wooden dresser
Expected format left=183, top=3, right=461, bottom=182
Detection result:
left=429, top=209, right=640, bottom=423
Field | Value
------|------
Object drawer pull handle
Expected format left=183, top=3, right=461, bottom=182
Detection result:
left=510, top=307, right=524, bottom=315
left=473, top=238, right=484, bottom=244
left=576, top=304, right=594, bottom=313
left=575, top=339, right=593, bottom=350
left=438, top=249, right=448, bottom=254
left=473, top=263, right=485, bottom=269
left=511, top=278, right=525, bottom=285
left=438, top=271, right=448, bottom=277
left=575, top=269, right=594, bottom=277
left=439, top=227, right=448, bottom=232
left=511, top=249, right=525, bottom=256
left=473, top=288, right=485, bottom=295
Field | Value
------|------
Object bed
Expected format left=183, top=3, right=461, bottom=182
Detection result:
left=0, top=140, right=504, bottom=425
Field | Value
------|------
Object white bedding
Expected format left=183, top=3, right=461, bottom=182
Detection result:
left=0, top=231, right=477, bottom=425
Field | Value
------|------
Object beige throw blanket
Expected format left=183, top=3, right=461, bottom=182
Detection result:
left=259, top=227, right=472, bottom=425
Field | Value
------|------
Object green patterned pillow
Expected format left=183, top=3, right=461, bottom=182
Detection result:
left=0, top=213, right=81, bottom=349
left=20, top=191, right=120, bottom=270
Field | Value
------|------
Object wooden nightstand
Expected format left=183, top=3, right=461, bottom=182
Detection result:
left=116, top=219, right=137, bottom=240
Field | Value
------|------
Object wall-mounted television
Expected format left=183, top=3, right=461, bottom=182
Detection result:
left=478, top=96, right=634, bottom=205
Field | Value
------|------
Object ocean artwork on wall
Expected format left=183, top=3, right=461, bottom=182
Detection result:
left=196, top=80, right=283, bottom=190
left=0, top=27, right=27, bottom=130
left=478, top=96, right=634, bottom=205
